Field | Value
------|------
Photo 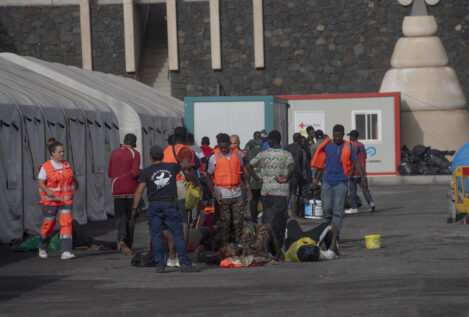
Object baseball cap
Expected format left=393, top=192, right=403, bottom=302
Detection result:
left=347, top=130, right=359, bottom=138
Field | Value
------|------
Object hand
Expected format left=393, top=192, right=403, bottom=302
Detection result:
left=275, top=175, right=288, bottom=183
left=361, top=177, right=367, bottom=190
left=45, top=188, right=54, bottom=197
left=312, top=179, right=319, bottom=188
left=247, top=188, right=253, bottom=202
left=213, top=192, right=222, bottom=204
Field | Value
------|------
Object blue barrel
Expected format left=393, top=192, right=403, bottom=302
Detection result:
left=452, top=143, right=469, bottom=191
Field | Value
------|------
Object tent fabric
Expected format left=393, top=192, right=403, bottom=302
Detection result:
left=0, top=53, right=184, bottom=244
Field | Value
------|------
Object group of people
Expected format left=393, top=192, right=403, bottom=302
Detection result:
left=36, top=123, right=376, bottom=268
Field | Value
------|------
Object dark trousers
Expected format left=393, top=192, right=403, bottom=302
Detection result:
left=261, top=195, right=288, bottom=248
left=148, top=202, right=192, bottom=267
left=72, top=219, right=117, bottom=250
left=249, top=189, right=262, bottom=220
left=114, top=198, right=133, bottom=244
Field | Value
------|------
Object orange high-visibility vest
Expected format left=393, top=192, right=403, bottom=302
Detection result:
left=213, top=148, right=242, bottom=189
left=162, top=144, right=195, bottom=181
left=311, top=138, right=353, bottom=177
left=220, top=257, right=243, bottom=268
left=39, top=160, right=75, bottom=206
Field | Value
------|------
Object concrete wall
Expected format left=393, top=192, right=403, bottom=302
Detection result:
left=171, top=0, right=469, bottom=107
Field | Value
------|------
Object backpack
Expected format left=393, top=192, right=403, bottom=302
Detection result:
left=131, top=251, right=156, bottom=267
left=285, top=220, right=332, bottom=250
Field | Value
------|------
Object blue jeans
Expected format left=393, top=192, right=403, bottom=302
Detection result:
left=349, top=177, right=373, bottom=209
left=147, top=202, right=192, bottom=267
left=321, top=181, right=348, bottom=231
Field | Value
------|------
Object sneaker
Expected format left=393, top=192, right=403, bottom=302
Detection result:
left=156, top=266, right=166, bottom=274
left=258, top=212, right=263, bottom=218
left=61, top=251, right=76, bottom=260
left=369, top=202, right=376, bottom=213
left=320, top=249, right=337, bottom=260
left=344, top=208, right=358, bottom=214
left=38, top=249, right=48, bottom=259
left=181, top=265, right=201, bottom=273
left=167, top=257, right=180, bottom=267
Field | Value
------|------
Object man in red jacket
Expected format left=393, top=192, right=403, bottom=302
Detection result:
left=108, top=133, right=141, bottom=255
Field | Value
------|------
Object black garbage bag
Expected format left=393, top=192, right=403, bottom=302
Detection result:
left=424, top=149, right=452, bottom=175
left=400, top=145, right=455, bottom=175
left=412, top=145, right=429, bottom=157
left=398, top=161, right=418, bottom=175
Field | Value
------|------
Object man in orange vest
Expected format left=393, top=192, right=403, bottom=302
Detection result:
left=162, top=127, right=200, bottom=267
left=207, top=133, right=252, bottom=248
left=311, top=124, right=366, bottom=259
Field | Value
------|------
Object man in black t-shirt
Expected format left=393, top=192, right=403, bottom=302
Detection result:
left=132, top=145, right=200, bottom=273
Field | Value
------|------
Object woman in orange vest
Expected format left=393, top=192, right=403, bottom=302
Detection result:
left=37, top=138, right=79, bottom=260
left=311, top=125, right=365, bottom=260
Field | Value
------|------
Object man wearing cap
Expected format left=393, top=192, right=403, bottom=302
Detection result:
left=132, top=145, right=200, bottom=273
left=260, top=130, right=269, bottom=149
left=347, top=130, right=375, bottom=214
left=108, top=133, right=141, bottom=255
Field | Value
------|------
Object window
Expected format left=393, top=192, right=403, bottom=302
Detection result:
left=351, top=111, right=381, bottom=142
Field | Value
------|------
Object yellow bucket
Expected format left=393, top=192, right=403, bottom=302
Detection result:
left=364, top=235, right=381, bottom=249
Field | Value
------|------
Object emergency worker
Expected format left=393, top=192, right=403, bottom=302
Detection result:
left=207, top=133, right=252, bottom=248
left=37, top=138, right=79, bottom=260
left=162, top=127, right=200, bottom=267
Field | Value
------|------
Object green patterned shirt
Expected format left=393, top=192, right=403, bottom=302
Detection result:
left=249, top=148, right=294, bottom=197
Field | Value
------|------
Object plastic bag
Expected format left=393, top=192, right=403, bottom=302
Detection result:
left=9, top=234, right=61, bottom=252
left=398, top=161, right=418, bottom=175
left=185, top=182, right=200, bottom=210
left=285, top=237, right=316, bottom=262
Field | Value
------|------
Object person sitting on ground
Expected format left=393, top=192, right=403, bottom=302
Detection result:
left=132, top=145, right=200, bottom=273
left=346, top=130, right=375, bottom=214
left=311, top=124, right=366, bottom=260
left=220, top=220, right=282, bottom=266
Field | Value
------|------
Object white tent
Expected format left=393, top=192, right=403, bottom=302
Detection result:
left=0, top=53, right=183, bottom=244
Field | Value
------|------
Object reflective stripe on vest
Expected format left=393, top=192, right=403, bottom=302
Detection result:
left=213, top=148, right=242, bottom=189
left=39, top=160, right=75, bottom=206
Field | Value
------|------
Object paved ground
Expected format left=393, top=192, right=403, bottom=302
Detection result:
left=1, top=184, right=469, bottom=316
